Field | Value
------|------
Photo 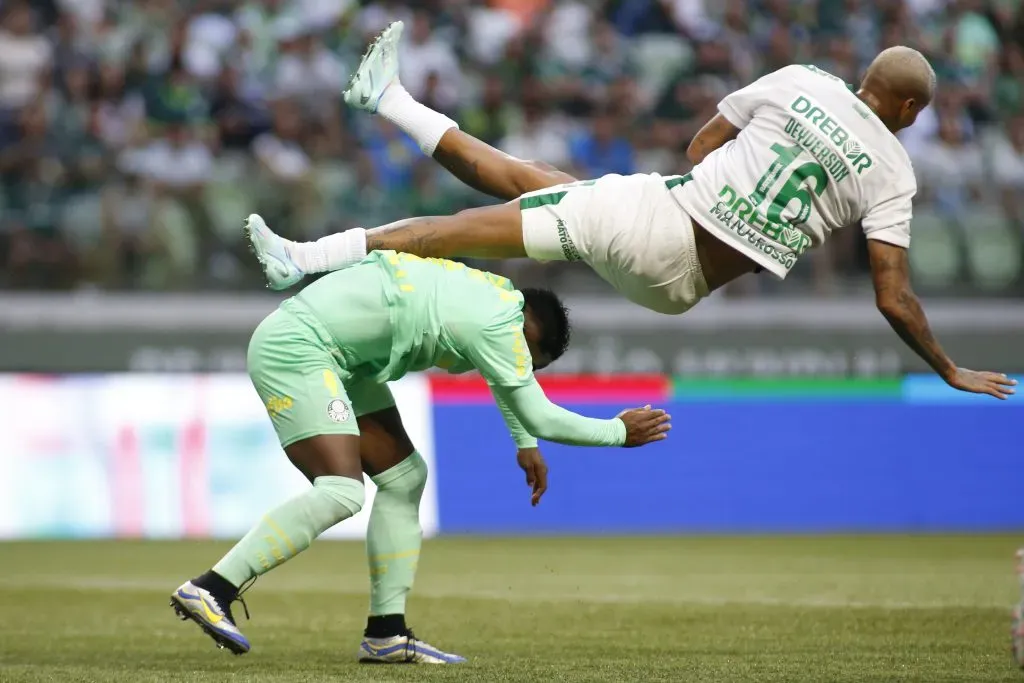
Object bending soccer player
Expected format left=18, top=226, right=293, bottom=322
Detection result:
left=169, top=249, right=671, bottom=662
left=249, top=22, right=1015, bottom=401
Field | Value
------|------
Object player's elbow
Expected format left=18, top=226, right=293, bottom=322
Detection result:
left=686, top=139, right=705, bottom=165
left=518, top=415, right=555, bottom=442
left=875, top=290, right=909, bottom=322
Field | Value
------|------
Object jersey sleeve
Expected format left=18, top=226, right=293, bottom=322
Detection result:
left=457, top=312, right=535, bottom=389
left=491, top=386, right=539, bottom=449
left=491, top=382, right=627, bottom=447
left=717, top=65, right=800, bottom=129
left=861, top=179, right=915, bottom=248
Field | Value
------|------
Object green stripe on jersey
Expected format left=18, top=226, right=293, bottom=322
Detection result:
left=520, top=191, right=568, bottom=210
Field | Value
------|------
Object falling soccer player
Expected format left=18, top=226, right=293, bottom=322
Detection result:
left=249, top=22, right=1015, bottom=401
left=169, top=249, right=671, bottom=663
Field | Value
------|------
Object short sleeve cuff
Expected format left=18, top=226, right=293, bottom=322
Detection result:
left=717, top=100, right=749, bottom=129
left=865, top=225, right=910, bottom=248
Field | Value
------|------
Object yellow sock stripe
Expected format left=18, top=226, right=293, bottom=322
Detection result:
left=368, top=549, right=420, bottom=564
left=262, top=515, right=299, bottom=557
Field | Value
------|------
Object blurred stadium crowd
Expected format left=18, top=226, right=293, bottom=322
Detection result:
left=0, top=0, right=1022, bottom=294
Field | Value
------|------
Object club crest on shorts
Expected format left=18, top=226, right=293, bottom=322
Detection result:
left=327, top=398, right=350, bottom=423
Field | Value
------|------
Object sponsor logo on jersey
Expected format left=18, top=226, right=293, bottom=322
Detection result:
left=265, top=395, right=293, bottom=416
left=789, top=95, right=873, bottom=176
left=707, top=184, right=813, bottom=270
left=556, top=219, right=581, bottom=262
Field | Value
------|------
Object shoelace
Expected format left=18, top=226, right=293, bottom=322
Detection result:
left=233, top=576, right=258, bottom=621
left=403, top=630, right=419, bottom=662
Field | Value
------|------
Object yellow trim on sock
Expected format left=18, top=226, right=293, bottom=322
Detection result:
left=263, top=515, right=299, bottom=557
left=369, top=549, right=420, bottom=563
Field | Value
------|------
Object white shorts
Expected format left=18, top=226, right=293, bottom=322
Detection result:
left=519, top=173, right=709, bottom=315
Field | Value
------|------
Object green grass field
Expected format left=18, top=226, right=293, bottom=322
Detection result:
left=0, top=536, right=1021, bottom=682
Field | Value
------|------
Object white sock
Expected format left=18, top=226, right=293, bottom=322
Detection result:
left=377, top=84, right=458, bottom=156
left=285, top=228, right=367, bottom=274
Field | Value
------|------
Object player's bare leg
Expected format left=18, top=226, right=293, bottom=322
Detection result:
left=246, top=21, right=574, bottom=290
left=364, top=203, right=526, bottom=259
left=345, top=21, right=576, bottom=200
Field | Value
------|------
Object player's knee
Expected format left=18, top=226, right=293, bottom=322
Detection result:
left=312, top=475, right=365, bottom=519
left=376, top=452, right=428, bottom=502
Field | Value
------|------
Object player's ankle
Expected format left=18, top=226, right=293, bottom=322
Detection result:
left=364, top=613, right=408, bottom=638
left=376, top=85, right=457, bottom=157
left=376, top=83, right=411, bottom=119
left=192, top=569, right=239, bottom=604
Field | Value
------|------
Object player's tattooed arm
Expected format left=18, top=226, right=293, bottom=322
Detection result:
left=432, top=129, right=577, bottom=201
left=868, top=239, right=1017, bottom=399
left=687, top=114, right=741, bottom=165
left=867, top=240, right=956, bottom=380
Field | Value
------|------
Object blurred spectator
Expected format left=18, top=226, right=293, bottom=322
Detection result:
left=569, top=107, right=636, bottom=178
left=912, top=114, right=985, bottom=218
left=0, top=0, right=1019, bottom=295
left=0, top=1, right=53, bottom=112
left=251, top=99, right=318, bottom=239
left=210, top=64, right=270, bottom=150
left=399, top=11, right=462, bottom=114
left=272, top=18, right=346, bottom=106
left=498, top=94, right=571, bottom=169
left=992, top=116, right=1024, bottom=229
left=460, top=74, right=515, bottom=145
left=362, top=117, right=420, bottom=194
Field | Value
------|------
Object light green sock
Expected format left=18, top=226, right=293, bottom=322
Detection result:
left=214, top=475, right=364, bottom=587
left=367, top=452, right=428, bottom=615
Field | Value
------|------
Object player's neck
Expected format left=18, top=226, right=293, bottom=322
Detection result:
left=855, top=89, right=899, bottom=133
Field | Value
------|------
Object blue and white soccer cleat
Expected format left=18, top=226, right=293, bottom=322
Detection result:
left=245, top=213, right=303, bottom=291
left=343, top=21, right=403, bottom=113
left=358, top=631, right=466, bottom=664
left=170, top=580, right=251, bottom=655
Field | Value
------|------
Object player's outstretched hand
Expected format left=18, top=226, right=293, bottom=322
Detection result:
left=616, top=405, right=671, bottom=447
left=516, top=447, right=549, bottom=507
left=946, top=368, right=1017, bottom=399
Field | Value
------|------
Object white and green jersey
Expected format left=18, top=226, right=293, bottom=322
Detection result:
left=674, top=64, right=915, bottom=278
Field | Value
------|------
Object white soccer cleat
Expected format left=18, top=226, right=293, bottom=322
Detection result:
left=245, top=213, right=304, bottom=291
left=343, top=21, right=403, bottom=113
left=170, top=580, right=251, bottom=655
left=358, top=632, right=466, bottom=664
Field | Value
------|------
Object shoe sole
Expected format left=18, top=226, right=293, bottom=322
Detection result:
left=244, top=215, right=279, bottom=289
left=344, top=24, right=394, bottom=106
left=243, top=215, right=264, bottom=270
left=358, top=657, right=463, bottom=665
left=170, top=595, right=250, bottom=655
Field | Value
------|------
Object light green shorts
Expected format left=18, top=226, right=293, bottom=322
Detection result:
left=247, top=302, right=395, bottom=448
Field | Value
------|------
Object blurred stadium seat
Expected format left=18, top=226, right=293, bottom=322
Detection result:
left=0, top=0, right=1019, bottom=296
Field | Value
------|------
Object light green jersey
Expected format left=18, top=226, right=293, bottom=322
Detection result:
left=293, top=251, right=534, bottom=389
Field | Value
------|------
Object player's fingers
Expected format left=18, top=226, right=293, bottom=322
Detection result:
left=987, top=382, right=1011, bottom=397
left=533, top=467, right=548, bottom=506
left=525, top=466, right=535, bottom=487
left=984, top=384, right=1010, bottom=399
left=639, top=413, right=671, bottom=429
